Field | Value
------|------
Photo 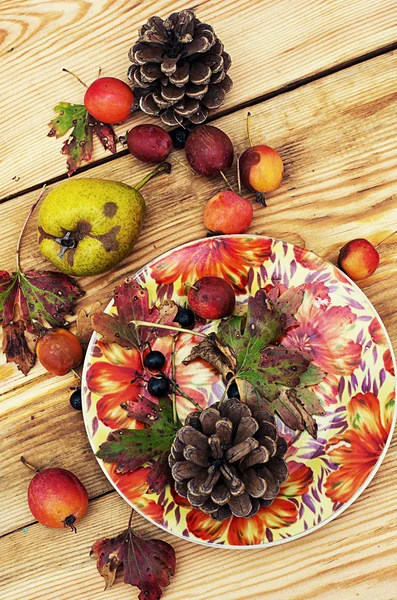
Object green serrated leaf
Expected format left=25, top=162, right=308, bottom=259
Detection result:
left=48, top=102, right=87, bottom=138
left=299, top=364, right=327, bottom=387
left=97, top=397, right=181, bottom=474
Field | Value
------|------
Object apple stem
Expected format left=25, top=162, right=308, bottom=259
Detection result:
left=171, top=155, right=196, bottom=175
left=375, top=230, right=397, bottom=249
left=246, top=112, right=254, bottom=147
left=97, top=66, right=102, bottom=79
left=134, top=162, right=172, bottom=191
left=184, top=283, right=199, bottom=292
left=219, top=170, right=235, bottom=192
left=20, top=456, right=40, bottom=473
left=236, top=153, right=242, bottom=196
left=132, top=320, right=207, bottom=338
left=16, top=185, right=46, bottom=272
left=62, top=68, right=88, bottom=88
left=255, top=191, right=267, bottom=207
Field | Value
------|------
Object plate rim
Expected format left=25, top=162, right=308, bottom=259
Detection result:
left=81, top=234, right=397, bottom=550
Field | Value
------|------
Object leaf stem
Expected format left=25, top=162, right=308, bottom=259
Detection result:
left=171, top=336, right=178, bottom=425
left=219, top=170, right=235, bottom=192
left=127, top=508, right=135, bottom=530
left=132, top=320, right=207, bottom=339
left=219, top=375, right=237, bottom=405
left=62, top=68, right=88, bottom=88
left=16, top=185, right=46, bottom=272
left=246, top=112, right=253, bottom=147
left=20, top=456, right=40, bottom=473
left=134, top=162, right=172, bottom=192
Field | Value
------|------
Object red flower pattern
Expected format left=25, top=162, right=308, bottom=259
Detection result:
left=325, top=392, right=393, bottom=504
left=150, top=237, right=272, bottom=293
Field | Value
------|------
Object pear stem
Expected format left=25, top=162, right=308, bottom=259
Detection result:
left=62, top=68, right=88, bottom=88
left=132, top=320, right=207, bottom=338
left=219, top=170, right=235, bottom=192
left=246, top=112, right=254, bottom=147
left=134, top=162, right=172, bottom=191
left=21, top=456, right=40, bottom=473
left=16, top=185, right=46, bottom=272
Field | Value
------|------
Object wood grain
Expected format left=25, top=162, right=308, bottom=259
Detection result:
left=2, top=0, right=397, bottom=198
left=2, top=442, right=397, bottom=600
left=1, top=46, right=396, bottom=542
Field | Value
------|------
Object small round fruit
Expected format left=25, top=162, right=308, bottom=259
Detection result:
left=84, top=77, right=134, bottom=124
left=338, top=238, right=380, bottom=281
left=170, top=126, right=190, bottom=149
left=127, top=125, right=172, bottom=163
left=227, top=381, right=240, bottom=399
left=144, top=350, right=166, bottom=371
left=240, top=145, right=284, bottom=194
left=185, top=125, right=234, bottom=176
left=148, top=375, right=170, bottom=397
left=187, top=276, right=235, bottom=320
left=27, top=468, right=88, bottom=531
left=37, top=329, right=83, bottom=376
left=69, top=389, right=82, bottom=410
left=174, top=307, right=195, bottom=329
left=204, top=190, right=253, bottom=234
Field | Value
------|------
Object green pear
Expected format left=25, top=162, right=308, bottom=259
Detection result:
left=37, top=163, right=171, bottom=276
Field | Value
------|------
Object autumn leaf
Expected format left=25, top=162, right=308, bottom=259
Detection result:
left=0, top=269, right=83, bottom=374
left=97, top=397, right=180, bottom=480
left=75, top=300, right=104, bottom=347
left=92, top=279, right=179, bottom=350
left=91, top=515, right=176, bottom=600
left=48, top=102, right=116, bottom=175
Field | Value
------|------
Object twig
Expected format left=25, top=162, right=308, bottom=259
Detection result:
left=171, top=336, right=178, bottom=425
left=171, top=154, right=196, bottom=175
left=127, top=508, right=135, bottom=530
left=132, top=320, right=207, bottom=339
left=16, top=185, right=46, bottom=272
left=375, top=230, right=397, bottom=248
left=71, top=369, right=81, bottom=380
left=172, top=383, right=202, bottom=411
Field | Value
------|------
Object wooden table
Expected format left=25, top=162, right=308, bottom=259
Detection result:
left=1, top=1, right=397, bottom=598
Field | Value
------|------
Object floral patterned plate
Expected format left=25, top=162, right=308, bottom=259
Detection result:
left=82, top=235, right=396, bottom=548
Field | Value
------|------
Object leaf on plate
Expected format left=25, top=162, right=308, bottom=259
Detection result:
left=266, top=284, right=305, bottom=328
left=182, top=331, right=237, bottom=378
left=90, top=519, right=176, bottom=599
left=0, top=269, right=83, bottom=374
left=97, top=397, right=180, bottom=480
left=92, top=279, right=179, bottom=350
left=48, top=102, right=116, bottom=175
left=299, top=364, right=326, bottom=387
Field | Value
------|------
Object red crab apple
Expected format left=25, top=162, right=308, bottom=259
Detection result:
left=36, top=329, right=83, bottom=376
left=204, top=190, right=253, bottom=234
left=84, top=77, right=134, bottom=124
left=239, top=112, right=284, bottom=205
left=185, top=125, right=234, bottom=176
left=23, top=458, right=88, bottom=531
left=127, top=124, right=172, bottom=163
left=338, top=238, right=380, bottom=281
left=187, top=276, right=235, bottom=319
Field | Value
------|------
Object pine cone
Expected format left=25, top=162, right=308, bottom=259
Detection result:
left=128, top=9, right=232, bottom=127
left=169, top=399, right=288, bottom=521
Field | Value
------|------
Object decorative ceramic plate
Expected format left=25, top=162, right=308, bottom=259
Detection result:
left=82, top=235, right=396, bottom=548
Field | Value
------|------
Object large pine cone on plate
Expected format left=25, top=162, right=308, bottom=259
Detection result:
left=169, top=399, right=288, bottom=521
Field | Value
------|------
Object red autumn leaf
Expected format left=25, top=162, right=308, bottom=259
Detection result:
left=92, top=279, right=179, bottom=349
left=0, top=269, right=83, bottom=374
left=48, top=102, right=116, bottom=175
left=90, top=522, right=176, bottom=600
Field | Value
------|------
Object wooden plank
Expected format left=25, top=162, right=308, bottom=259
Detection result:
left=2, top=0, right=397, bottom=198
left=1, top=48, right=397, bottom=538
left=2, top=443, right=397, bottom=600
